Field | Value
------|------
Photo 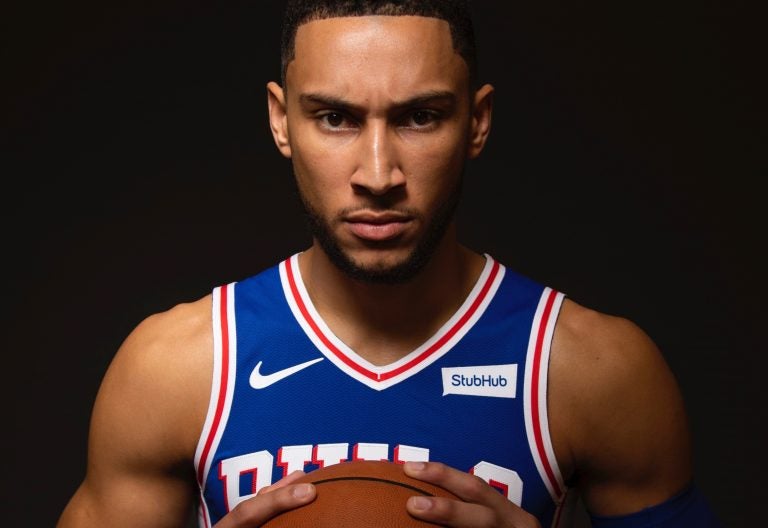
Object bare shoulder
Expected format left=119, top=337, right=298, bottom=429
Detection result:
left=57, top=295, right=215, bottom=527
left=548, top=298, right=692, bottom=515
left=97, top=294, right=214, bottom=463
left=549, top=299, right=673, bottom=412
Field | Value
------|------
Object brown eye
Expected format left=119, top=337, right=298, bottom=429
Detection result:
left=324, top=113, right=344, bottom=127
left=412, top=110, right=432, bottom=126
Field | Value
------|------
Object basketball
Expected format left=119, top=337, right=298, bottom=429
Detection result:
left=261, top=460, right=460, bottom=527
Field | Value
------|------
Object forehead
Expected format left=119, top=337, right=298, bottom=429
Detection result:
left=286, top=16, right=469, bottom=99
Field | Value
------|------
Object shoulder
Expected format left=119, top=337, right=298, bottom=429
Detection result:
left=547, top=299, right=692, bottom=515
left=121, top=294, right=213, bottom=371
left=58, top=294, right=215, bottom=525
left=92, top=293, right=214, bottom=465
left=550, top=299, right=666, bottom=390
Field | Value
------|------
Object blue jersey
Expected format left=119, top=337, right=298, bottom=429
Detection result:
left=194, top=254, right=572, bottom=527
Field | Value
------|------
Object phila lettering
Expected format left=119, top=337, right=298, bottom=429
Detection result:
left=216, top=442, right=524, bottom=511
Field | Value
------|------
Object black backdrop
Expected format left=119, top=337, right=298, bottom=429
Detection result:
left=3, top=1, right=765, bottom=526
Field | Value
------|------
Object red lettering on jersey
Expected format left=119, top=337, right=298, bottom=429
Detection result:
left=471, top=461, right=523, bottom=505
left=216, top=444, right=524, bottom=510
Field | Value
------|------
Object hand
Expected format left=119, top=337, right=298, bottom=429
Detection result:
left=212, top=470, right=316, bottom=527
left=404, top=462, right=541, bottom=528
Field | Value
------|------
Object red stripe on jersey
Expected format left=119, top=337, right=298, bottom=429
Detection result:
left=551, top=489, right=567, bottom=527
left=197, top=285, right=231, bottom=486
left=382, top=260, right=501, bottom=380
left=199, top=491, right=211, bottom=528
left=285, top=258, right=375, bottom=379
left=531, top=289, right=563, bottom=498
left=285, top=257, right=501, bottom=382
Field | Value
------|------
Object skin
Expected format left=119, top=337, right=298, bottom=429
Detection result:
left=268, top=16, right=492, bottom=361
left=58, top=15, right=692, bottom=528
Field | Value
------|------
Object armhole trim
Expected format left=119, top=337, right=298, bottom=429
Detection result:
left=193, top=283, right=238, bottom=526
left=524, top=287, right=566, bottom=503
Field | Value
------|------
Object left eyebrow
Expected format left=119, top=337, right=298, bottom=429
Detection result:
left=390, top=91, right=458, bottom=111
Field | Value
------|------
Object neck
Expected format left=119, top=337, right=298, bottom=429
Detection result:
left=298, top=231, right=486, bottom=365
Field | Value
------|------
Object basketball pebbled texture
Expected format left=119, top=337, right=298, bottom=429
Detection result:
left=261, top=460, right=460, bottom=527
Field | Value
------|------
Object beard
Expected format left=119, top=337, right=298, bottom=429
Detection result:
left=298, top=177, right=463, bottom=285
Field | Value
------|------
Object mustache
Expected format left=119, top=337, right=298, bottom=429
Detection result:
left=336, top=205, right=419, bottom=218
left=337, top=188, right=417, bottom=218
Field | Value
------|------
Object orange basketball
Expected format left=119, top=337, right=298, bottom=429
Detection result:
left=261, top=460, right=459, bottom=527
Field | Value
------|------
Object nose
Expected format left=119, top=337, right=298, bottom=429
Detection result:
left=349, top=120, right=405, bottom=195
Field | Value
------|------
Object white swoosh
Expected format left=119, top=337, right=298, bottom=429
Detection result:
left=249, top=357, right=324, bottom=389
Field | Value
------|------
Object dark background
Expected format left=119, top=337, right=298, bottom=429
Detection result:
left=2, top=0, right=765, bottom=526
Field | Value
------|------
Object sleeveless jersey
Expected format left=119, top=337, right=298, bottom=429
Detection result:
left=194, top=253, right=572, bottom=527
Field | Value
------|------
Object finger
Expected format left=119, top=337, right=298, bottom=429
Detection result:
left=403, top=462, right=540, bottom=528
left=404, top=461, right=505, bottom=506
left=213, top=483, right=316, bottom=528
left=407, top=495, right=498, bottom=528
left=406, top=495, right=541, bottom=528
left=257, top=470, right=307, bottom=495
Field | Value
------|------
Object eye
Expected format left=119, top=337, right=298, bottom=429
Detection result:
left=317, top=111, right=355, bottom=130
left=324, top=112, right=344, bottom=127
left=412, top=110, right=433, bottom=126
left=402, top=109, right=441, bottom=129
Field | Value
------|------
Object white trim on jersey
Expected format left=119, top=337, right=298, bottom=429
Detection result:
left=523, top=287, right=567, bottom=504
left=279, top=253, right=505, bottom=391
left=194, top=283, right=238, bottom=527
left=550, top=488, right=581, bottom=528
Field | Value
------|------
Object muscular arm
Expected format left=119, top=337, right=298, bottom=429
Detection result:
left=58, top=296, right=318, bottom=528
left=548, top=299, right=693, bottom=516
left=58, top=298, right=214, bottom=527
left=404, top=298, right=696, bottom=528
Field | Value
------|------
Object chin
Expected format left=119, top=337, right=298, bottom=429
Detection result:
left=301, top=188, right=460, bottom=285
left=333, top=247, right=429, bottom=285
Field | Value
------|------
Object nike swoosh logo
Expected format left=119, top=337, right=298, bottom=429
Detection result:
left=249, top=357, right=324, bottom=389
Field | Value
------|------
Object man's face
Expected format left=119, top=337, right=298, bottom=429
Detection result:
left=269, top=16, right=492, bottom=282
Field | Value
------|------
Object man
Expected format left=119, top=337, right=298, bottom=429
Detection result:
left=58, top=1, right=721, bottom=526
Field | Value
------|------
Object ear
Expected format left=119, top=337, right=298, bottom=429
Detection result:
left=467, top=83, right=494, bottom=159
left=267, top=81, right=292, bottom=158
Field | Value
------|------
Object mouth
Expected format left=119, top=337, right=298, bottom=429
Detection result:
left=343, top=211, right=413, bottom=242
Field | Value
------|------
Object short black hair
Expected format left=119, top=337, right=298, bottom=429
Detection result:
left=280, top=0, right=478, bottom=87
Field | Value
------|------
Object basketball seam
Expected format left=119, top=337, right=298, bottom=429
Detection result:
left=310, top=476, right=438, bottom=497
